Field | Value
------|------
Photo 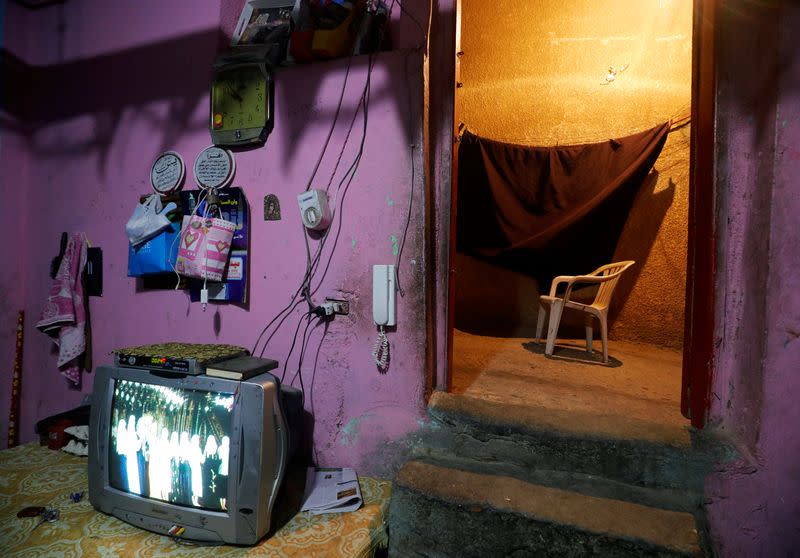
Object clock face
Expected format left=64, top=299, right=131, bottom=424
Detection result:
left=211, top=64, right=267, bottom=133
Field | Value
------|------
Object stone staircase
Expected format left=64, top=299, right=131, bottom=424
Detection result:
left=388, top=391, right=725, bottom=557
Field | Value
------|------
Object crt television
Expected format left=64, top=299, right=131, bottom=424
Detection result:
left=88, top=364, right=294, bottom=545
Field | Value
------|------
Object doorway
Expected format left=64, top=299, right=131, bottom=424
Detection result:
left=441, top=0, right=709, bottom=431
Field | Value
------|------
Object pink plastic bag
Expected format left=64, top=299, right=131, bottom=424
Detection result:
left=176, top=215, right=235, bottom=281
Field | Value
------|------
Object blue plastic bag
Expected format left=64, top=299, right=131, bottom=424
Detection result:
left=127, top=220, right=180, bottom=276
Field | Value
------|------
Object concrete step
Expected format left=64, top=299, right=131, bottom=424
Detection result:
left=388, top=460, right=702, bottom=558
left=412, top=453, right=700, bottom=514
left=420, top=392, right=723, bottom=494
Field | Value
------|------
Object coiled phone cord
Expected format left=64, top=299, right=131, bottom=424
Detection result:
left=372, top=325, right=389, bottom=371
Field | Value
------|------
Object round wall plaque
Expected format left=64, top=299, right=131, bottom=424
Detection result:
left=150, top=151, right=185, bottom=194
left=193, top=146, right=236, bottom=190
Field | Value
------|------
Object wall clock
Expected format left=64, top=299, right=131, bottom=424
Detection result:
left=210, top=47, right=275, bottom=147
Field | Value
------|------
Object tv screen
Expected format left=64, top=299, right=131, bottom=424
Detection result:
left=108, top=379, right=235, bottom=511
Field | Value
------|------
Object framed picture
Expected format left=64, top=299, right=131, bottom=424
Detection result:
left=231, top=0, right=294, bottom=47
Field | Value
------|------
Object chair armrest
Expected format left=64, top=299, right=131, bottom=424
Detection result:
left=572, top=274, right=619, bottom=284
left=548, top=276, right=576, bottom=297
left=548, top=273, right=619, bottom=301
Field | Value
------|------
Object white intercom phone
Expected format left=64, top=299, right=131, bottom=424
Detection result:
left=372, top=264, right=396, bottom=369
left=372, top=264, right=396, bottom=327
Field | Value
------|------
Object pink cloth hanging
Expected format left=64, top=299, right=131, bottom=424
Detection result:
left=36, top=233, right=88, bottom=385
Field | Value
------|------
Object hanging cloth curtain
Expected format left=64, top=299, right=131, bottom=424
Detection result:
left=456, top=123, right=670, bottom=287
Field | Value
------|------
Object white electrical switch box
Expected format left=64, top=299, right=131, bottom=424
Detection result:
left=297, top=189, right=332, bottom=231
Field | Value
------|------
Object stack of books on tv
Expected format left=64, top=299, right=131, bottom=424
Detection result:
left=205, top=355, right=278, bottom=380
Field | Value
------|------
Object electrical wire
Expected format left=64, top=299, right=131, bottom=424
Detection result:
left=292, top=315, right=313, bottom=406
left=310, top=57, right=372, bottom=296
left=323, top=59, right=372, bottom=195
left=307, top=0, right=403, bottom=295
left=393, top=45, right=422, bottom=297
left=304, top=54, right=355, bottom=192
left=251, top=0, right=400, bottom=366
left=252, top=53, right=368, bottom=354
left=253, top=298, right=305, bottom=358
left=279, top=311, right=313, bottom=382
left=307, top=319, right=329, bottom=466
left=393, top=0, right=429, bottom=51
left=290, top=313, right=325, bottom=408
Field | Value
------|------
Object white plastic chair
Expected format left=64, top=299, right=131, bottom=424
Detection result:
left=535, top=261, right=635, bottom=363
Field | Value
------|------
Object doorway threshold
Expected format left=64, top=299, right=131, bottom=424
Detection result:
left=450, top=329, right=691, bottom=447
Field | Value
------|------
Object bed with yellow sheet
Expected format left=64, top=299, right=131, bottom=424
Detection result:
left=0, top=443, right=390, bottom=557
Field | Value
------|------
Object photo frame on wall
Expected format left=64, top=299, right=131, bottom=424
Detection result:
left=231, top=0, right=294, bottom=49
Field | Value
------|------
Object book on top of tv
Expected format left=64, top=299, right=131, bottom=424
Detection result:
left=205, top=355, right=279, bottom=381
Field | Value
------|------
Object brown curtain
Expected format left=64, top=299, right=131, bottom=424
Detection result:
left=456, top=123, right=669, bottom=290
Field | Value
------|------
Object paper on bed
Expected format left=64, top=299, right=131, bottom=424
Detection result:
left=301, top=467, right=362, bottom=515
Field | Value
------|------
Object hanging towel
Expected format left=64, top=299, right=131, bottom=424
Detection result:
left=36, top=233, right=88, bottom=385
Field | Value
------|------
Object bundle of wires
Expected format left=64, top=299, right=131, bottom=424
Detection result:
left=251, top=0, right=430, bottom=404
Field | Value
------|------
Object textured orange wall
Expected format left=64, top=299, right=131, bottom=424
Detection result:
left=455, top=0, right=691, bottom=348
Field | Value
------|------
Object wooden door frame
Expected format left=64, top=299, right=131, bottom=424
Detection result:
left=680, top=0, right=718, bottom=428
left=443, top=0, right=462, bottom=394
left=427, top=0, right=717, bottom=427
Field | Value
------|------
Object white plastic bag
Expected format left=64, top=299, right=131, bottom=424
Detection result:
left=125, top=194, right=177, bottom=247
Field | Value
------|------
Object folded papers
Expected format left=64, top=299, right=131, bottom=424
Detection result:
left=301, top=467, right=362, bottom=515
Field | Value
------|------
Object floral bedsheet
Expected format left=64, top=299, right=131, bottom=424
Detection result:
left=0, top=443, right=390, bottom=557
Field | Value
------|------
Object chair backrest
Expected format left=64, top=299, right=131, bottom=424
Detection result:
left=591, top=261, right=635, bottom=310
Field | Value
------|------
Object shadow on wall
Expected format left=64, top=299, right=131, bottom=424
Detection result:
left=0, top=23, right=423, bottom=178
left=720, top=1, right=799, bottom=150
left=273, top=49, right=422, bottom=175
left=454, top=251, right=540, bottom=338
left=0, top=28, right=224, bottom=175
left=609, top=171, right=676, bottom=321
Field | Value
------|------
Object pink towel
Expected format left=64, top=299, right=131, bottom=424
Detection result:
left=36, top=233, right=88, bottom=385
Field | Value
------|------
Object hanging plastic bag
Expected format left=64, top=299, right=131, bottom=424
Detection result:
left=127, top=219, right=181, bottom=276
left=175, top=213, right=235, bottom=281
left=125, top=194, right=177, bottom=247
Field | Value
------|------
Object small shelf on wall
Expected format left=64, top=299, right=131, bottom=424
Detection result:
left=11, top=0, right=68, bottom=9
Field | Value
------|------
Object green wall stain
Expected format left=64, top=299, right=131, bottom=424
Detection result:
left=391, top=235, right=399, bottom=255
left=340, top=417, right=360, bottom=446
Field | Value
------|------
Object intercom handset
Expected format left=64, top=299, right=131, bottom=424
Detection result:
left=372, top=265, right=396, bottom=370
left=372, top=264, right=396, bottom=327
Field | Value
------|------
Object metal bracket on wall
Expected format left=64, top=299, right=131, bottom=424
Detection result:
left=85, top=247, right=102, bottom=297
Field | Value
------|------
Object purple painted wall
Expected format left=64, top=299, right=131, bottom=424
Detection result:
left=6, top=0, right=798, bottom=552
left=0, top=0, right=33, bottom=451
left=1, top=0, right=429, bottom=476
left=703, top=2, right=800, bottom=555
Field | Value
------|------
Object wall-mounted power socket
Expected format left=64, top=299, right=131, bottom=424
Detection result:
left=325, top=298, right=350, bottom=316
